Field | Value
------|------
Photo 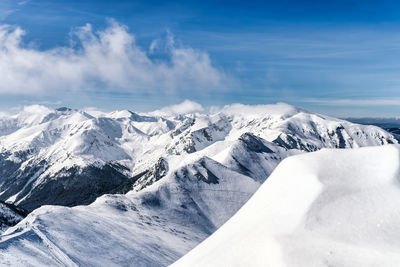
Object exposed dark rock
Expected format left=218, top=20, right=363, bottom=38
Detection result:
left=335, top=125, right=347, bottom=148
left=107, top=171, right=148, bottom=195
left=273, top=133, right=318, bottom=152
left=132, top=158, right=169, bottom=191
left=0, top=201, right=27, bottom=229
left=239, top=133, right=274, bottom=153
left=56, top=107, right=72, bottom=112
left=174, top=157, right=219, bottom=185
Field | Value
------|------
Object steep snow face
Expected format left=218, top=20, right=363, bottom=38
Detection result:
left=173, top=145, right=400, bottom=267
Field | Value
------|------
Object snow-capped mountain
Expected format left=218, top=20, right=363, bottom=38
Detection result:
left=0, top=102, right=397, bottom=266
left=0, top=103, right=395, bottom=212
left=0, top=106, right=176, bottom=211
left=174, top=145, right=400, bottom=267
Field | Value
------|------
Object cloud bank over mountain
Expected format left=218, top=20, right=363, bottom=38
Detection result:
left=149, top=99, right=205, bottom=116
left=0, top=21, right=229, bottom=95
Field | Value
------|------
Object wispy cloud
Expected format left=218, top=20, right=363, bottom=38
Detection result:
left=0, top=20, right=230, bottom=95
left=0, top=9, right=15, bottom=21
left=0, top=0, right=30, bottom=21
left=18, top=0, right=30, bottom=6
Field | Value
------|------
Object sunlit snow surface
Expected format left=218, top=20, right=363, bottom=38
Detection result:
left=174, top=145, right=400, bottom=267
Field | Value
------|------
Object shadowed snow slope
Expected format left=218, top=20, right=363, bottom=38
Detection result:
left=173, top=145, right=400, bottom=267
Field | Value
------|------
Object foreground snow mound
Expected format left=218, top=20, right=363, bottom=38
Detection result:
left=173, top=145, right=400, bottom=267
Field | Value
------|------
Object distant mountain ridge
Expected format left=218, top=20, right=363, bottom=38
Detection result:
left=0, top=103, right=395, bottom=212
left=347, top=117, right=400, bottom=137
left=347, top=117, right=400, bottom=128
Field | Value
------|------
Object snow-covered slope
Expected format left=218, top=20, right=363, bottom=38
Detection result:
left=0, top=156, right=261, bottom=266
left=174, top=145, right=400, bottom=267
left=0, top=102, right=398, bottom=265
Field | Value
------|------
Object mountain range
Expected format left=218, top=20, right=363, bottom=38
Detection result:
left=0, top=102, right=397, bottom=265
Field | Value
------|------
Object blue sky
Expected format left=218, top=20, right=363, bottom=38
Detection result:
left=0, top=0, right=400, bottom=116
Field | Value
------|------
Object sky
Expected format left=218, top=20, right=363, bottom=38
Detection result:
left=0, top=0, right=400, bottom=117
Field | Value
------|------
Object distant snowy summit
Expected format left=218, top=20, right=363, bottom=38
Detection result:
left=0, top=102, right=397, bottom=266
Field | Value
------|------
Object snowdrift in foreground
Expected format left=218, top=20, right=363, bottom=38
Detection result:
left=173, top=145, right=400, bottom=267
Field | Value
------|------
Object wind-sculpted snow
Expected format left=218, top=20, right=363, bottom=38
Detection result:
left=174, top=145, right=400, bottom=267
left=0, top=102, right=398, bottom=265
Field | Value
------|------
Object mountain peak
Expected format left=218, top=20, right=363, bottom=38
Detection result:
left=55, top=107, right=73, bottom=112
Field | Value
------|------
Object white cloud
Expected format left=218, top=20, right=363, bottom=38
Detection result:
left=22, top=104, right=52, bottom=114
left=149, top=39, right=159, bottom=54
left=0, top=104, right=52, bottom=119
left=150, top=100, right=204, bottom=116
left=0, top=21, right=229, bottom=95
